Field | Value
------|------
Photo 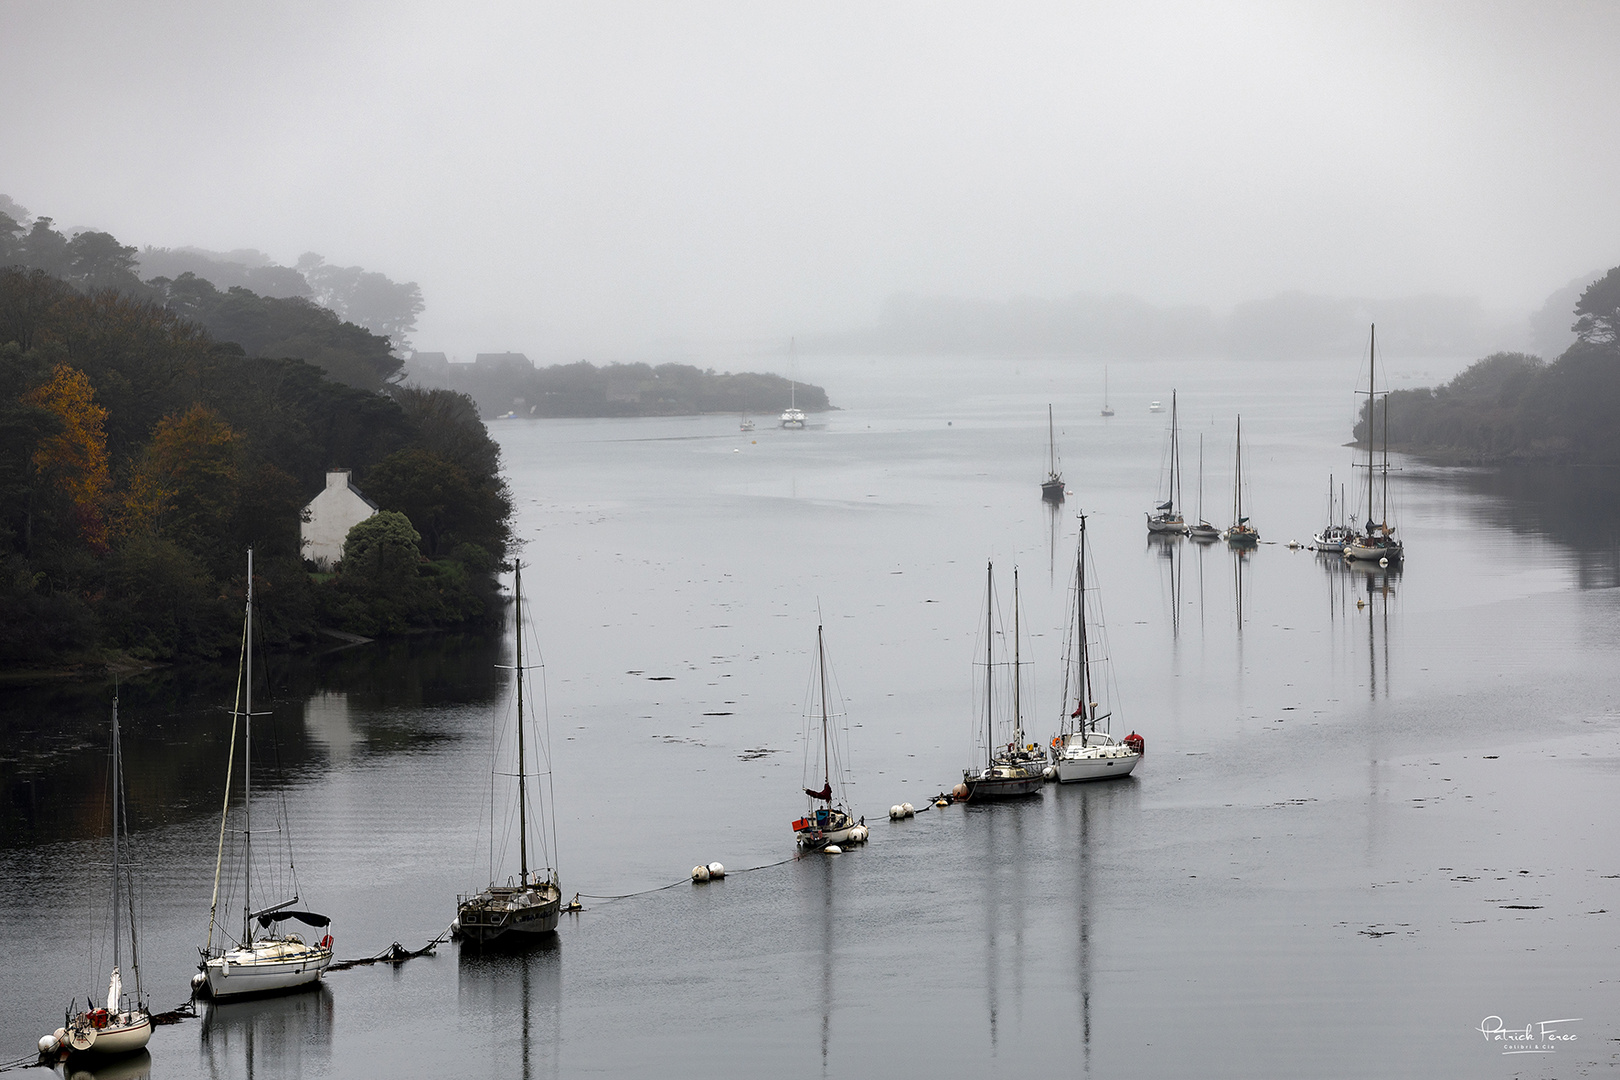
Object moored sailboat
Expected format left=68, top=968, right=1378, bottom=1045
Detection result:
left=1189, top=433, right=1220, bottom=540
left=1050, top=515, right=1143, bottom=782
left=792, top=623, right=867, bottom=850
left=962, top=564, right=1045, bottom=800
left=455, top=561, right=562, bottom=944
left=780, top=337, right=806, bottom=428
left=1223, top=416, right=1259, bottom=548
left=197, top=550, right=333, bottom=1000
left=1041, top=405, right=1066, bottom=502
left=1147, top=391, right=1189, bottom=535
left=50, top=695, right=153, bottom=1059
left=1345, top=326, right=1404, bottom=564
left=1101, top=366, right=1114, bottom=417
left=1312, top=475, right=1352, bottom=552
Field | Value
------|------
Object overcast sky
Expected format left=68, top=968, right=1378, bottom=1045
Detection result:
left=3, top=1, right=1618, bottom=358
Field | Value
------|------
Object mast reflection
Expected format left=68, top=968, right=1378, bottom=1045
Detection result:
left=457, top=935, right=562, bottom=1080
left=200, top=983, right=333, bottom=1080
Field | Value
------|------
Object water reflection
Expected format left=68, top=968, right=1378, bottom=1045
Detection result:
left=200, top=984, right=333, bottom=1080
left=457, top=936, right=562, bottom=1080
left=802, top=852, right=837, bottom=1074
left=1147, top=534, right=1183, bottom=641
left=58, top=1049, right=151, bottom=1080
left=1416, top=466, right=1620, bottom=589
left=965, top=797, right=1034, bottom=1053
left=1316, top=554, right=1400, bottom=698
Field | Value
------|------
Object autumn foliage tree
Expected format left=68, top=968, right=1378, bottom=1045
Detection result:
left=22, top=364, right=111, bottom=552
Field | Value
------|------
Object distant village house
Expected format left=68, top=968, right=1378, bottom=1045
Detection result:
left=301, top=469, right=379, bottom=570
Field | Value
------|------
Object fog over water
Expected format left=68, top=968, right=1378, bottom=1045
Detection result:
left=4, top=2, right=1620, bottom=357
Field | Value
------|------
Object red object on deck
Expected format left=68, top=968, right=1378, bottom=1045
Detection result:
left=792, top=818, right=810, bottom=832
left=1123, top=732, right=1145, bottom=756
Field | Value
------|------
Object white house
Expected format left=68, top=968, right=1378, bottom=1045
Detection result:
left=301, top=469, right=379, bottom=570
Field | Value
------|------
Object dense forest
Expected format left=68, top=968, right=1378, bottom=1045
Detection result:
left=1363, top=266, right=1620, bottom=465
left=0, top=266, right=511, bottom=673
left=406, top=354, right=832, bottom=418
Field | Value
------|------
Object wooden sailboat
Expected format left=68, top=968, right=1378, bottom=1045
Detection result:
left=1224, top=416, right=1259, bottom=548
left=1189, top=433, right=1220, bottom=540
left=1146, top=390, right=1188, bottom=534
left=54, top=695, right=153, bottom=1057
left=962, top=564, right=1045, bottom=800
left=1050, top=515, right=1143, bottom=782
left=1345, top=325, right=1403, bottom=564
left=1041, top=404, right=1066, bottom=502
left=197, top=549, right=333, bottom=999
left=454, top=561, right=562, bottom=944
left=791, top=623, right=867, bottom=850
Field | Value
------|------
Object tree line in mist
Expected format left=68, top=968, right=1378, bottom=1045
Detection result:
left=1363, top=266, right=1620, bottom=465
left=0, top=264, right=511, bottom=670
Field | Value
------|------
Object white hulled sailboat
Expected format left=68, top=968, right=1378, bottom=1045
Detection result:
left=1050, top=515, right=1143, bottom=782
left=1147, top=390, right=1189, bottom=535
left=792, top=623, right=867, bottom=850
left=198, top=550, right=333, bottom=999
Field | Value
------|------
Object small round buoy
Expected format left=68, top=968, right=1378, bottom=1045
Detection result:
left=191, top=972, right=208, bottom=992
left=901, top=802, right=914, bottom=815
left=935, top=798, right=947, bottom=807
left=1043, top=765, right=1057, bottom=780
left=39, top=1034, right=58, bottom=1054
left=824, top=845, right=842, bottom=854
left=707, top=862, right=725, bottom=878
left=54, top=1028, right=66, bottom=1042
left=733, top=448, right=740, bottom=453
left=889, top=805, right=903, bottom=820
left=952, top=782, right=969, bottom=800
left=691, top=864, right=710, bottom=883
left=1379, top=556, right=1389, bottom=568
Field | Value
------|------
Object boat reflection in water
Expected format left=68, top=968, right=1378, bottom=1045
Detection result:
left=458, top=935, right=562, bottom=1080
left=58, top=1048, right=151, bottom=1080
left=200, top=983, right=333, bottom=1080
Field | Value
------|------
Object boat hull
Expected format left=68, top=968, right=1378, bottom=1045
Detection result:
left=1054, top=751, right=1140, bottom=782
left=455, top=885, right=562, bottom=945
left=1344, top=540, right=1402, bottom=562
left=963, top=766, right=1044, bottom=800
left=1189, top=524, right=1220, bottom=541
left=204, top=939, right=333, bottom=999
left=1041, top=478, right=1065, bottom=502
left=67, top=1011, right=152, bottom=1056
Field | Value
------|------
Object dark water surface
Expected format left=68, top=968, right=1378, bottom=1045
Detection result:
left=4, top=356, right=1618, bottom=1079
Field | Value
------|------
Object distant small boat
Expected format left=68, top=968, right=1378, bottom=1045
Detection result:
left=781, top=338, right=806, bottom=428
left=962, top=564, right=1045, bottom=800
left=740, top=417, right=755, bottom=432
left=1224, top=416, right=1259, bottom=548
left=1050, top=514, right=1143, bottom=782
left=1146, top=391, right=1189, bottom=535
left=1101, top=367, right=1115, bottom=417
left=1189, top=433, right=1220, bottom=541
left=1041, top=404, right=1065, bottom=503
left=1149, top=400, right=1164, bottom=413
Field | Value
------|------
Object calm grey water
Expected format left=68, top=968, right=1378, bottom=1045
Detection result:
left=4, top=355, right=1620, bottom=1079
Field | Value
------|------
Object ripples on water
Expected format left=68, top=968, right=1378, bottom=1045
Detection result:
left=3, top=356, right=1618, bottom=1078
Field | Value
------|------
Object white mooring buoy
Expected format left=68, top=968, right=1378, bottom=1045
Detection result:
left=691, top=864, right=711, bottom=883
left=39, top=1034, right=58, bottom=1055
left=824, top=845, right=842, bottom=854
left=707, top=862, right=725, bottom=879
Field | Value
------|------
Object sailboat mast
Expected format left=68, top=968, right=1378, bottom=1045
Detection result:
left=515, top=562, right=529, bottom=887
left=111, top=693, right=121, bottom=972
left=1197, top=435, right=1205, bottom=522
left=818, top=624, right=831, bottom=794
left=1381, top=395, right=1390, bottom=528
left=984, top=561, right=993, bottom=763
left=242, top=547, right=253, bottom=945
left=1012, top=567, right=1022, bottom=747
left=1077, top=515, right=1092, bottom=730
left=1234, top=417, right=1243, bottom=522
left=1367, top=326, right=1376, bottom=529
left=1170, top=391, right=1180, bottom=513
left=1048, top=405, right=1056, bottom=474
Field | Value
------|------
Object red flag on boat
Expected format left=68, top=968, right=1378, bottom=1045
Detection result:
left=805, top=783, right=832, bottom=801
left=1071, top=703, right=1083, bottom=718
